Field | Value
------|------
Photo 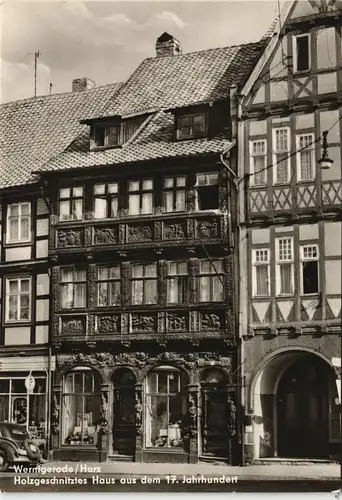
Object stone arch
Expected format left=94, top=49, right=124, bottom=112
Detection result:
left=249, top=347, right=337, bottom=460
left=110, top=366, right=138, bottom=384
left=58, top=364, right=104, bottom=384
left=138, top=362, right=191, bottom=384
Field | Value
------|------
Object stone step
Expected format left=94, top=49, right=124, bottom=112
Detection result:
left=108, top=455, right=134, bottom=462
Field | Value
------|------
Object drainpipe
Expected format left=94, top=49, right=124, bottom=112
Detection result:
left=46, top=345, right=52, bottom=459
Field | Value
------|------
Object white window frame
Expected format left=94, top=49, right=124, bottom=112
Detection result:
left=252, top=249, right=270, bottom=297
left=250, top=140, right=267, bottom=186
left=6, top=202, right=31, bottom=244
left=296, top=133, right=315, bottom=182
left=293, top=33, right=311, bottom=73
left=300, top=244, right=319, bottom=295
left=273, top=127, right=291, bottom=185
left=195, top=172, right=219, bottom=211
left=5, top=277, right=32, bottom=323
left=275, top=237, right=294, bottom=296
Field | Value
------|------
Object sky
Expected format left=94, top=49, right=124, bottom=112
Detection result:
left=0, top=0, right=285, bottom=103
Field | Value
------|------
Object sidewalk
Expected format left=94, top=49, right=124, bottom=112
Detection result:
left=42, top=461, right=340, bottom=481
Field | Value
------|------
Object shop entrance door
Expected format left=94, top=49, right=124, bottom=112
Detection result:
left=112, top=369, right=136, bottom=456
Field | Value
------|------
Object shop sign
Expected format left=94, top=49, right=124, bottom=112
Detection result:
left=25, top=375, right=35, bottom=394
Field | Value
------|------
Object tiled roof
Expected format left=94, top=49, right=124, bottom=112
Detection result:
left=0, top=83, right=122, bottom=189
left=85, top=40, right=269, bottom=120
left=43, top=111, right=234, bottom=172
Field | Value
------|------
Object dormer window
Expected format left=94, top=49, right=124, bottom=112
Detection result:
left=91, top=124, right=119, bottom=149
left=177, top=113, right=206, bottom=140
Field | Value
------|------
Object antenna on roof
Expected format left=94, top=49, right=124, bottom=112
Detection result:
left=27, top=50, right=41, bottom=98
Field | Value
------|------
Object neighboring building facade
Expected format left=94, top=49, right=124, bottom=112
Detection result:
left=0, top=80, right=121, bottom=455
left=36, top=33, right=269, bottom=464
left=238, top=0, right=342, bottom=461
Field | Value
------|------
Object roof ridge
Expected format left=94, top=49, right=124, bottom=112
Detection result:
left=1, top=81, right=122, bottom=107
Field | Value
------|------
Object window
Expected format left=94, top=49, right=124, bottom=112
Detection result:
left=250, top=140, right=267, bottom=185
left=92, top=124, right=119, bottom=148
left=62, top=369, right=101, bottom=446
left=297, top=134, right=315, bottom=181
left=167, top=262, right=188, bottom=304
left=5, top=277, right=31, bottom=322
left=252, top=249, right=270, bottom=297
left=273, top=128, right=290, bottom=184
left=94, top=183, right=119, bottom=219
left=61, top=268, right=87, bottom=309
left=178, top=113, right=206, bottom=139
left=145, top=366, right=188, bottom=449
left=59, top=187, right=84, bottom=221
left=131, top=263, right=157, bottom=305
left=0, top=377, right=47, bottom=436
left=6, top=203, right=31, bottom=243
left=196, top=172, right=219, bottom=210
left=97, top=266, right=121, bottom=306
left=163, top=176, right=186, bottom=213
left=294, top=34, right=310, bottom=73
left=276, top=238, right=294, bottom=296
left=199, top=259, right=224, bottom=302
left=128, top=180, right=153, bottom=215
left=300, top=245, right=319, bottom=295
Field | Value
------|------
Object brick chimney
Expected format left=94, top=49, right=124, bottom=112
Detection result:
left=156, top=32, right=182, bottom=58
left=72, top=77, right=93, bottom=92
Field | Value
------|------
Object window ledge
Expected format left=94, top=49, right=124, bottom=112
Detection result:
left=5, top=240, right=32, bottom=247
left=90, top=145, right=122, bottom=152
left=5, top=320, right=31, bottom=326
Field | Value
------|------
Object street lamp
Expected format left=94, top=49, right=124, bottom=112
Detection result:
left=317, top=131, right=341, bottom=482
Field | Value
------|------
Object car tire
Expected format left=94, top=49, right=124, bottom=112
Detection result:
left=0, top=449, right=9, bottom=472
left=23, top=439, right=40, bottom=461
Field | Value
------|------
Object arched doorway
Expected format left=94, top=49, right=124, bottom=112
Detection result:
left=112, top=369, right=136, bottom=456
left=200, top=368, right=228, bottom=458
left=277, top=355, right=333, bottom=458
left=251, top=349, right=339, bottom=460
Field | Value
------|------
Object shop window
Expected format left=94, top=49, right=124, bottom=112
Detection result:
left=198, top=259, right=224, bottom=302
left=0, top=376, right=47, bottom=440
left=145, top=366, right=188, bottom=449
left=62, top=369, right=101, bottom=446
left=196, top=173, right=219, bottom=210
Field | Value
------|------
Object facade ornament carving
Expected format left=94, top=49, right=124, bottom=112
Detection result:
left=227, top=395, right=237, bottom=437
left=121, top=264, right=130, bottom=308
left=200, top=313, right=221, bottom=331
left=154, top=221, right=162, bottom=240
left=187, top=190, right=196, bottom=212
left=60, top=317, right=85, bottom=335
left=99, top=392, right=109, bottom=434
left=188, top=392, right=198, bottom=437
left=57, top=229, right=82, bottom=248
left=167, top=313, right=187, bottom=332
left=131, top=314, right=157, bottom=333
left=62, top=352, right=113, bottom=368
left=88, top=264, right=97, bottom=309
left=164, top=223, right=185, bottom=240
left=189, top=259, right=198, bottom=304
left=97, top=315, right=120, bottom=334
left=93, top=227, right=118, bottom=245
left=197, top=220, right=218, bottom=238
left=187, top=217, right=195, bottom=237
left=127, top=224, right=153, bottom=242
left=51, top=393, right=60, bottom=435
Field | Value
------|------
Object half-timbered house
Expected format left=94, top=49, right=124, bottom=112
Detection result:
left=0, top=79, right=121, bottom=456
left=238, top=0, right=342, bottom=462
left=35, top=33, right=269, bottom=464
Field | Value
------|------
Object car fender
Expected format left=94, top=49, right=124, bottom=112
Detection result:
left=0, top=437, right=19, bottom=461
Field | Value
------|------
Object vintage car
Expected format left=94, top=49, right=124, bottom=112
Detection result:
left=0, top=422, right=43, bottom=472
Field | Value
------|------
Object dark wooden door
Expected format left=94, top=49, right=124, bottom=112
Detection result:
left=201, top=388, right=228, bottom=457
left=113, top=387, right=136, bottom=455
left=277, top=357, right=329, bottom=458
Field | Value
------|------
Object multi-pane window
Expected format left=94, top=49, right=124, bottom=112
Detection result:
left=128, top=180, right=153, bottom=215
left=6, top=203, right=31, bottom=243
left=252, top=249, right=270, bottom=297
left=92, top=124, right=120, bottom=148
left=163, top=177, right=186, bottom=213
left=276, top=238, right=294, bottom=296
left=94, top=183, right=119, bottom=219
left=199, top=259, right=224, bottom=302
left=250, top=140, right=267, bottom=185
left=178, top=113, right=206, bottom=139
left=5, top=277, right=31, bottom=322
left=300, top=245, right=319, bottom=295
left=61, top=268, right=87, bottom=309
left=97, top=266, right=121, bottom=307
left=59, top=187, right=84, bottom=221
left=294, top=34, right=310, bottom=72
left=196, top=172, right=219, bottom=210
left=273, top=128, right=290, bottom=184
left=131, top=264, right=158, bottom=305
left=297, top=134, right=315, bottom=181
left=167, top=261, right=188, bottom=304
